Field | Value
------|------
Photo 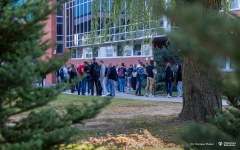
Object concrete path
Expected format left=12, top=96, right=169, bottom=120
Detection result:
left=62, top=90, right=229, bottom=106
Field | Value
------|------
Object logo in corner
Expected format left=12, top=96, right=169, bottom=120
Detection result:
left=218, top=142, right=223, bottom=146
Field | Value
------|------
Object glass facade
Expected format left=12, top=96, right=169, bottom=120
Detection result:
left=65, top=0, right=164, bottom=49
left=56, top=0, right=64, bottom=54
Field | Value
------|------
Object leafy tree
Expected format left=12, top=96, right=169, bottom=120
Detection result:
left=157, top=3, right=240, bottom=149
left=0, top=0, right=110, bottom=149
left=153, top=43, right=183, bottom=91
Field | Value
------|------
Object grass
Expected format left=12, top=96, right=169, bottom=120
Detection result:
left=77, top=115, right=188, bottom=146
left=33, top=93, right=180, bottom=112
left=17, top=94, right=187, bottom=147
left=129, top=89, right=179, bottom=96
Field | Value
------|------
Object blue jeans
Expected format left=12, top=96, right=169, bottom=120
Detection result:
left=177, top=81, right=183, bottom=96
left=165, top=79, right=172, bottom=95
left=119, top=78, right=125, bottom=92
left=170, top=82, right=173, bottom=96
left=109, top=79, right=115, bottom=95
left=116, top=81, right=120, bottom=91
left=77, top=76, right=82, bottom=95
left=85, top=78, right=91, bottom=94
left=81, top=78, right=86, bottom=95
left=106, top=79, right=110, bottom=93
left=136, top=79, right=143, bottom=94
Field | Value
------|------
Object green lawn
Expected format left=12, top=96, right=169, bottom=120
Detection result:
left=129, top=89, right=179, bottom=96
left=17, top=94, right=190, bottom=147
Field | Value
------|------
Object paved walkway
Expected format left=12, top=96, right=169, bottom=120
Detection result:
left=62, top=90, right=229, bottom=106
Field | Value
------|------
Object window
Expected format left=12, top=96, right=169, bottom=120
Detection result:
left=71, top=49, right=76, bottom=58
left=77, top=49, right=83, bottom=58
left=142, top=44, right=150, bottom=56
left=230, top=0, right=240, bottom=9
left=117, top=45, right=124, bottom=56
left=86, top=48, right=92, bottom=58
left=133, top=44, right=141, bottom=56
left=106, top=47, right=113, bottom=57
left=56, top=44, right=63, bottom=54
left=93, top=47, right=98, bottom=57
left=57, top=24, right=63, bottom=35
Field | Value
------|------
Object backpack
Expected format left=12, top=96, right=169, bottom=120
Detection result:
left=127, top=68, right=133, bottom=77
left=59, top=68, right=64, bottom=78
left=118, top=68, right=124, bottom=77
left=132, top=69, right=138, bottom=77
left=92, top=63, right=100, bottom=77
left=113, top=69, right=119, bottom=81
left=105, top=67, right=108, bottom=77
left=162, top=70, right=166, bottom=81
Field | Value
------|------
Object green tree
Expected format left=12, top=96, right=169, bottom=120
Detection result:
left=0, top=0, right=110, bottom=149
left=158, top=3, right=240, bottom=149
left=153, top=43, right=183, bottom=91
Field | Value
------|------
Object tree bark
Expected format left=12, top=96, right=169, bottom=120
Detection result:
left=179, top=56, right=222, bottom=122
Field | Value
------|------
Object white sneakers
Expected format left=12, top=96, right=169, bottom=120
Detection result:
left=145, top=93, right=148, bottom=97
left=167, top=95, right=171, bottom=98
left=148, top=93, right=153, bottom=97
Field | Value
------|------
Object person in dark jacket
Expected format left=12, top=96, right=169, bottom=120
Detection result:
left=135, top=64, right=145, bottom=96
left=176, top=64, right=182, bottom=97
left=127, top=64, right=133, bottom=90
left=131, top=64, right=137, bottom=90
left=89, top=57, right=100, bottom=96
left=69, top=64, right=77, bottom=93
left=107, top=62, right=117, bottom=96
left=164, top=63, right=173, bottom=98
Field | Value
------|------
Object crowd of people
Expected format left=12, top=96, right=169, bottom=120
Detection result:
left=55, top=58, right=183, bottom=98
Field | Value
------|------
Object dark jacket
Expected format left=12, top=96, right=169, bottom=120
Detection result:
left=127, top=68, right=133, bottom=77
left=176, top=69, right=182, bottom=81
left=89, top=62, right=98, bottom=79
left=108, top=66, right=117, bottom=81
left=69, top=70, right=77, bottom=79
left=165, top=67, right=173, bottom=81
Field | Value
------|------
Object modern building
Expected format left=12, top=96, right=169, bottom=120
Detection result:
left=43, top=0, right=239, bottom=84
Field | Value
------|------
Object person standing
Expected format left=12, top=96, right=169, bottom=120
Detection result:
left=107, top=62, right=117, bottom=96
left=170, top=66, right=174, bottom=97
left=135, top=64, right=145, bottom=96
left=76, top=63, right=80, bottom=90
left=77, top=62, right=84, bottom=95
left=137, top=60, right=141, bottom=68
left=132, top=64, right=137, bottom=90
left=99, top=60, right=106, bottom=96
left=105, top=63, right=110, bottom=94
left=153, top=62, right=158, bottom=97
left=89, top=57, right=100, bottom=96
left=83, top=61, right=91, bottom=95
left=176, top=64, right=182, bottom=97
left=63, top=65, right=68, bottom=83
left=127, top=64, right=133, bottom=90
left=69, top=64, right=77, bottom=93
left=145, top=60, right=156, bottom=97
left=115, top=64, right=120, bottom=92
left=118, top=63, right=127, bottom=93
left=164, top=63, right=173, bottom=98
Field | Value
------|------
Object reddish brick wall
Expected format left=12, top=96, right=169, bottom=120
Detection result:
left=66, top=57, right=152, bottom=69
left=40, top=0, right=57, bottom=84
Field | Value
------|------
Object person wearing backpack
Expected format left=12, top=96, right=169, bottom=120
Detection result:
left=132, top=64, right=137, bottom=90
left=89, top=57, right=100, bottom=96
left=135, top=64, right=145, bottom=96
left=127, top=64, right=133, bottom=90
left=99, top=60, right=106, bottom=96
left=107, top=62, right=117, bottom=96
left=144, top=60, right=156, bottom=97
left=118, top=63, right=127, bottom=93
left=69, top=64, right=77, bottom=93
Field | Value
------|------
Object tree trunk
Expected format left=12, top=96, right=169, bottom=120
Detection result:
left=178, top=56, right=222, bottom=122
